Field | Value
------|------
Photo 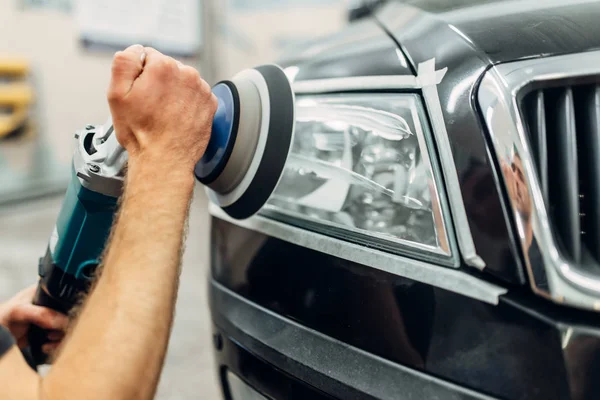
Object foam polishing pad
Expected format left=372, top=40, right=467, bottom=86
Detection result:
left=195, top=64, right=295, bottom=219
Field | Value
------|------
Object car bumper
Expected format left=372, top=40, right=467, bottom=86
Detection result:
left=209, top=279, right=496, bottom=400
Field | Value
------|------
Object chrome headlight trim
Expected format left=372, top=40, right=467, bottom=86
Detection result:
left=478, top=50, right=600, bottom=311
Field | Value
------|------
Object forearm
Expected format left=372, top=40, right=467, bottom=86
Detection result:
left=43, top=159, right=194, bottom=400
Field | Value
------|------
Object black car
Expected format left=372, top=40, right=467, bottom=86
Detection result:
left=208, top=1, right=600, bottom=399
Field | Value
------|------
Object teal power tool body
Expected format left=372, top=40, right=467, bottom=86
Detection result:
left=28, top=64, right=295, bottom=365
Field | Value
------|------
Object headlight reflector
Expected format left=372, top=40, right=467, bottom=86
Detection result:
left=263, top=94, right=452, bottom=258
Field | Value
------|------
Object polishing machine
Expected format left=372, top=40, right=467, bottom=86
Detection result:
left=27, top=64, right=295, bottom=365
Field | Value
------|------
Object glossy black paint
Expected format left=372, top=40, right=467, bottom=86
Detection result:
left=211, top=282, right=497, bottom=400
left=211, top=219, right=600, bottom=400
left=396, top=0, right=600, bottom=63
left=376, top=3, right=524, bottom=283
left=278, top=18, right=413, bottom=82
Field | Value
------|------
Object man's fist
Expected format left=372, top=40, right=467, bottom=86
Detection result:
left=107, top=45, right=218, bottom=174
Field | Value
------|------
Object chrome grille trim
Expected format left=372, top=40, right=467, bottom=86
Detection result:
left=478, top=50, right=600, bottom=311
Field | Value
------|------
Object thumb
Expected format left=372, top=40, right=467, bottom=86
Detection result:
left=107, top=44, right=146, bottom=101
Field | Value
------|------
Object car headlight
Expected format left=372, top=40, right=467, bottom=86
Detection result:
left=261, top=93, right=453, bottom=259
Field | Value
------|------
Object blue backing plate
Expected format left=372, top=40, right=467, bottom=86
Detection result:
left=195, top=82, right=238, bottom=182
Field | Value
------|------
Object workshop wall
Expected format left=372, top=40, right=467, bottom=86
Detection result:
left=0, top=2, right=111, bottom=164
left=215, top=1, right=346, bottom=81
left=0, top=1, right=202, bottom=205
left=0, top=2, right=202, bottom=165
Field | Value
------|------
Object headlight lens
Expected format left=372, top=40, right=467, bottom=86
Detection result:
left=262, top=93, right=451, bottom=257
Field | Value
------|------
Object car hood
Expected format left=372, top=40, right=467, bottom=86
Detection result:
left=378, top=0, right=600, bottom=64
left=277, top=18, right=413, bottom=82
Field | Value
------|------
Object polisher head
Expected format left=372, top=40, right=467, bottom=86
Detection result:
left=194, top=64, right=295, bottom=219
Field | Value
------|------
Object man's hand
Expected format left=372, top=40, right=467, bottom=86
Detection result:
left=0, top=285, right=68, bottom=355
left=107, top=44, right=218, bottom=175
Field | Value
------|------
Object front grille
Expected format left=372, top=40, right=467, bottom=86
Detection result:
left=522, top=84, right=600, bottom=265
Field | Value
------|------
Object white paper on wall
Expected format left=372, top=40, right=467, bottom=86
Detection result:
left=75, top=0, right=202, bottom=56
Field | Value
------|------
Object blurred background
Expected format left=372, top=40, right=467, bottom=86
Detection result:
left=0, top=0, right=357, bottom=398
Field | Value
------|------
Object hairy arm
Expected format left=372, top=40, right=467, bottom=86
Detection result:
left=0, top=45, right=216, bottom=400
left=42, top=163, right=194, bottom=399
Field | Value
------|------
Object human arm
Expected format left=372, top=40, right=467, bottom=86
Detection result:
left=0, top=45, right=217, bottom=400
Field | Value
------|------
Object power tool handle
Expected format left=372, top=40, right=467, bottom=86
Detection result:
left=28, top=285, right=65, bottom=366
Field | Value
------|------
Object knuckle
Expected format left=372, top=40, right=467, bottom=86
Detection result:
left=8, top=304, right=26, bottom=322
left=6, top=305, right=18, bottom=321
left=195, top=74, right=205, bottom=89
left=106, top=86, right=118, bottom=99
left=112, top=50, right=123, bottom=61
left=158, top=57, right=172, bottom=69
left=155, top=57, right=178, bottom=76
left=144, top=46, right=158, bottom=56
left=38, top=307, right=51, bottom=321
left=183, top=66, right=201, bottom=84
left=107, top=87, right=123, bottom=104
left=200, top=78, right=211, bottom=92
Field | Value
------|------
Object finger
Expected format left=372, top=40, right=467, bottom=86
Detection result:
left=17, top=337, right=27, bottom=349
left=10, top=304, right=68, bottom=331
left=42, top=342, right=61, bottom=355
left=107, top=44, right=146, bottom=100
left=179, top=64, right=198, bottom=75
left=141, top=46, right=166, bottom=66
left=143, top=48, right=179, bottom=79
left=47, top=330, right=65, bottom=341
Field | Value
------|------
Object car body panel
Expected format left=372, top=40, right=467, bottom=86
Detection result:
left=279, top=17, right=413, bottom=82
left=211, top=281, right=498, bottom=400
left=396, top=0, right=600, bottom=64
left=211, top=219, right=600, bottom=400
left=210, top=1, right=600, bottom=399
left=375, top=2, right=524, bottom=283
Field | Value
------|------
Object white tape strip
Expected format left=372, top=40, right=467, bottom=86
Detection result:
left=292, top=61, right=448, bottom=94
left=417, top=58, right=486, bottom=269
left=293, top=75, right=419, bottom=93
left=416, top=58, right=448, bottom=88
left=209, top=203, right=504, bottom=303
